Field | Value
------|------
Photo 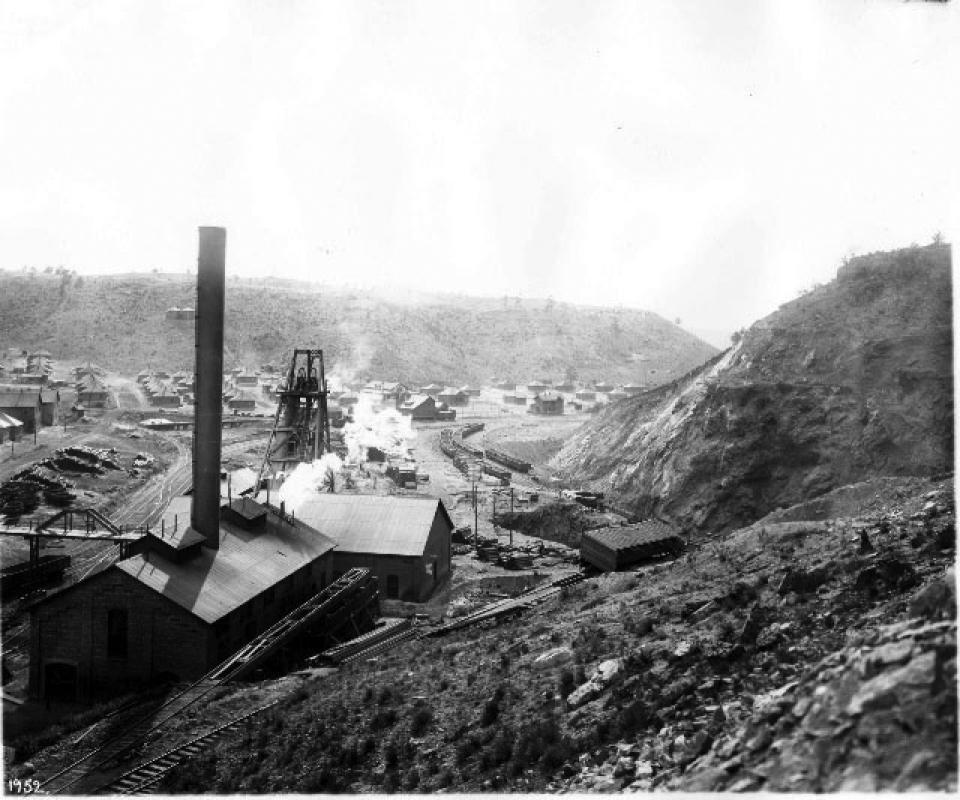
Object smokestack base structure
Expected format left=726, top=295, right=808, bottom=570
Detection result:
left=191, top=226, right=226, bottom=549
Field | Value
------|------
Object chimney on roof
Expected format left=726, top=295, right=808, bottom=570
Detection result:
left=191, top=227, right=226, bottom=550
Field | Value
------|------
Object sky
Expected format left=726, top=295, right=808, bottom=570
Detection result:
left=0, top=0, right=956, bottom=348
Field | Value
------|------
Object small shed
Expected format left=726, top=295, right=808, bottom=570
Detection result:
left=580, top=521, right=684, bottom=571
left=594, top=382, right=614, bottom=393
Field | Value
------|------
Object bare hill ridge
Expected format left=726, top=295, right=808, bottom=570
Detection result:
left=0, top=272, right=715, bottom=386
left=554, top=243, right=953, bottom=532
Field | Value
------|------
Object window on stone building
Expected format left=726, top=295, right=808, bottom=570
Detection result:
left=107, top=608, right=128, bottom=659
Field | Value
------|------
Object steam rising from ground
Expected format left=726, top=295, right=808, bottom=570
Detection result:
left=276, top=452, right=343, bottom=511
left=343, top=394, right=416, bottom=463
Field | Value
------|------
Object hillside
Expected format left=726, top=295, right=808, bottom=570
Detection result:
left=0, top=272, right=716, bottom=386
left=553, top=243, right=953, bottom=533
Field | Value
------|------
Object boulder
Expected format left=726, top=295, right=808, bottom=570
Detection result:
left=846, top=651, right=936, bottom=715
left=594, top=658, right=623, bottom=686
left=908, top=569, right=956, bottom=620
left=858, top=640, right=914, bottom=677
left=567, top=680, right=601, bottom=708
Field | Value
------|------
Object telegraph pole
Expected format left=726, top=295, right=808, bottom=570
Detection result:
left=472, top=480, right=478, bottom=550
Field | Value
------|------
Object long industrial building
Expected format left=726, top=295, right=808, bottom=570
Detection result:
left=27, top=228, right=451, bottom=702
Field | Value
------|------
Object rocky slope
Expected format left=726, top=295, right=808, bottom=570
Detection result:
left=0, top=272, right=716, bottom=387
left=554, top=243, right=953, bottom=532
left=17, top=475, right=951, bottom=793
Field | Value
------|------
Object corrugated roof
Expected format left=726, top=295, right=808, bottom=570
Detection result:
left=583, top=521, right=678, bottom=551
left=284, top=493, right=451, bottom=557
left=116, top=507, right=336, bottom=624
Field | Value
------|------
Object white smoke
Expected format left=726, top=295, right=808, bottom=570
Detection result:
left=343, top=394, right=417, bottom=464
left=276, top=452, right=344, bottom=510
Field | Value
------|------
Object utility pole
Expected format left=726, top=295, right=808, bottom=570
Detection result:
left=472, top=481, right=478, bottom=550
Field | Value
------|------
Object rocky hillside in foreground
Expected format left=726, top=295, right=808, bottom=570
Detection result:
left=554, top=243, right=953, bottom=533
left=0, top=272, right=716, bottom=387
left=18, top=475, right=954, bottom=793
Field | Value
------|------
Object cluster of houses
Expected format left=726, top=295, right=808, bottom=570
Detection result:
left=496, top=379, right=651, bottom=414
left=136, top=370, right=193, bottom=409
left=0, top=348, right=59, bottom=387
left=0, top=349, right=65, bottom=440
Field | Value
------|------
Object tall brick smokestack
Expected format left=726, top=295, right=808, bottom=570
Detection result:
left=192, top=227, right=226, bottom=549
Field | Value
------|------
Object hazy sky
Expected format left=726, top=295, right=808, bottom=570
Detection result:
left=1, top=1, right=956, bottom=346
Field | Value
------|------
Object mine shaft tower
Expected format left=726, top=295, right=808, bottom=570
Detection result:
left=256, top=349, right=331, bottom=487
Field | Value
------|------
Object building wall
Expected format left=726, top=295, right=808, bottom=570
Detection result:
left=580, top=536, right=617, bottom=572
left=40, top=401, right=58, bottom=426
left=29, top=570, right=214, bottom=701
left=78, top=390, right=109, bottom=408
left=330, top=507, right=451, bottom=602
left=29, top=550, right=336, bottom=700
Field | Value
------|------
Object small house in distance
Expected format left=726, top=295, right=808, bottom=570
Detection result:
left=581, top=521, right=684, bottom=571
left=77, top=374, right=110, bottom=408
left=228, top=391, right=257, bottom=413
left=399, top=394, right=437, bottom=420
left=437, top=387, right=468, bottom=407
left=529, top=391, right=564, bottom=415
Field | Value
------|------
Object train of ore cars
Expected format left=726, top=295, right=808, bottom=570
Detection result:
left=438, top=424, right=532, bottom=485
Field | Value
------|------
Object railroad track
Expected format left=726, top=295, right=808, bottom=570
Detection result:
left=103, top=700, right=280, bottom=795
